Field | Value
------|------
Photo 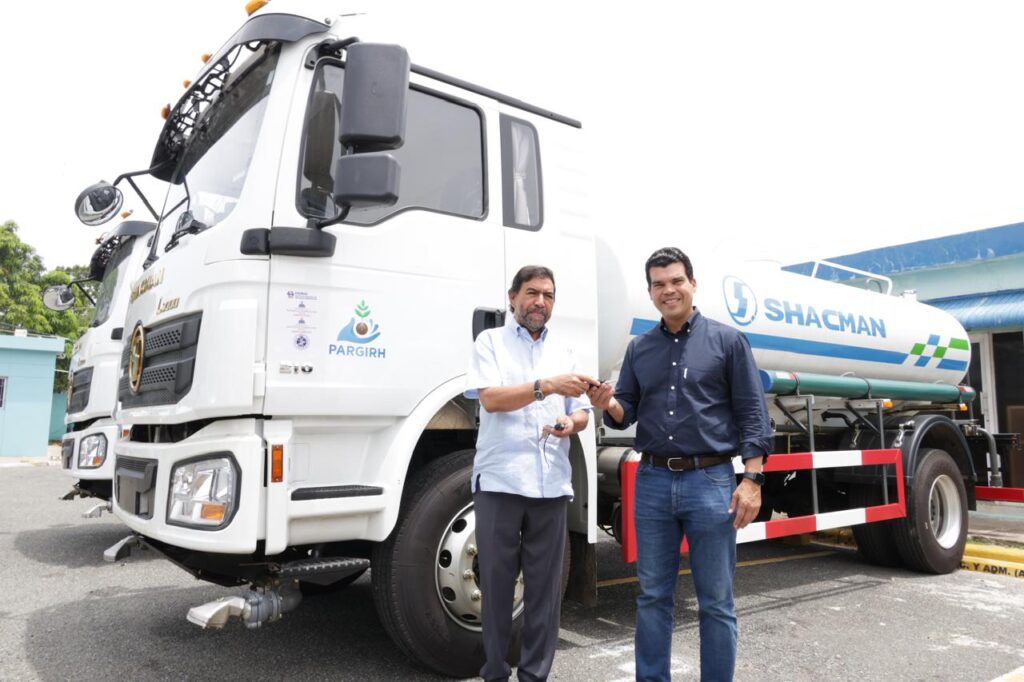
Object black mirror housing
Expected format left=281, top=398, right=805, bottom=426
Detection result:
left=340, top=43, right=410, bottom=152
left=333, top=154, right=400, bottom=208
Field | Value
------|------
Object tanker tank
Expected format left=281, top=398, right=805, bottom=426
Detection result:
left=594, top=238, right=971, bottom=391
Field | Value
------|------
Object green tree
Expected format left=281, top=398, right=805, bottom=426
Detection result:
left=0, top=220, right=49, bottom=332
left=0, top=220, right=93, bottom=391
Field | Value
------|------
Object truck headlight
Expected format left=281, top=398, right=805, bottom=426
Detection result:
left=167, top=455, right=238, bottom=529
left=78, top=434, right=108, bottom=469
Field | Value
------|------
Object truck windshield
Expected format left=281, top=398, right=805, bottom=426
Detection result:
left=165, top=42, right=280, bottom=235
left=90, top=239, right=134, bottom=327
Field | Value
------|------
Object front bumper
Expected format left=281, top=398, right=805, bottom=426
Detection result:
left=111, top=419, right=264, bottom=554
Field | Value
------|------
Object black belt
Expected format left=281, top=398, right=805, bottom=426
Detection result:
left=641, top=453, right=734, bottom=472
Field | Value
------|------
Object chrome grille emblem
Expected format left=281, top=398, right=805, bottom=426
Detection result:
left=128, top=324, right=145, bottom=394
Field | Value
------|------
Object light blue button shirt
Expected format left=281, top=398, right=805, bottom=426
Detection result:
left=465, top=319, right=590, bottom=498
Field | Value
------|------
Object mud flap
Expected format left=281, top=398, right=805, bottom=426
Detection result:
left=564, top=530, right=597, bottom=607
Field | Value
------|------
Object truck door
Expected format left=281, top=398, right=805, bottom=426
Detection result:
left=499, top=109, right=598, bottom=370
left=266, top=64, right=505, bottom=419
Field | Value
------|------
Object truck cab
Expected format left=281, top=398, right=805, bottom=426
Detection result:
left=50, top=220, right=156, bottom=504
left=107, top=8, right=595, bottom=676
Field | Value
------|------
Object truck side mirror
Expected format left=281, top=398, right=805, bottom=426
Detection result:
left=339, top=43, right=410, bottom=151
left=333, top=154, right=400, bottom=207
left=42, top=285, right=76, bottom=311
left=75, top=181, right=124, bottom=226
left=329, top=42, right=410, bottom=215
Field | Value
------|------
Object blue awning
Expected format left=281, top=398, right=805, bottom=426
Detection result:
left=926, top=289, right=1024, bottom=331
left=785, top=221, right=1024, bottom=281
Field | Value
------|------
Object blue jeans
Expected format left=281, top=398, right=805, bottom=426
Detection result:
left=634, top=460, right=738, bottom=682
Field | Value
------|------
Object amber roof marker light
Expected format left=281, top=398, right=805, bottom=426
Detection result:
left=245, top=0, right=269, bottom=16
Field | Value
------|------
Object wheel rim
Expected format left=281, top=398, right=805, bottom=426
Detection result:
left=434, top=502, right=525, bottom=632
left=928, top=474, right=962, bottom=549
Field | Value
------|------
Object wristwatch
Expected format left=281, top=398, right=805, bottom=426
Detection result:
left=533, top=379, right=545, bottom=402
left=741, top=471, right=766, bottom=486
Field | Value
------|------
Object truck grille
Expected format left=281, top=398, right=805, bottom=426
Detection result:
left=68, top=367, right=93, bottom=414
left=62, top=440, right=74, bottom=469
left=119, top=312, right=202, bottom=408
left=115, top=456, right=158, bottom=519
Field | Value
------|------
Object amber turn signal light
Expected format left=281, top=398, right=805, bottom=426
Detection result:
left=271, top=444, right=284, bottom=482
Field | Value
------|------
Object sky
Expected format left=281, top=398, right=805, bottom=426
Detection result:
left=4, top=0, right=1024, bottom=269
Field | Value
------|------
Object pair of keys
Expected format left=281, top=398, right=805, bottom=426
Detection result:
left=540, top=421, right=567, bottom=450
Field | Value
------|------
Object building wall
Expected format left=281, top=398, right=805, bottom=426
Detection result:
left=884, top=257, right=1024, bottom=302
left=0, top=335, right=64, bottom=457
left=49, top=393, right=67, bottom=441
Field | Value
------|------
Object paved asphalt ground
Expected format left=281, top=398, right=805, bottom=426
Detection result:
left=3, top=462, right=1024, bottom=681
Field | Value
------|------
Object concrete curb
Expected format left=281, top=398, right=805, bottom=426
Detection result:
left=963, top=543, right=1024, bottom=563
left=810, top=529, right=1024, bottom=579
left=959, top=554, right=1024, bottom=580
left=961, top=542, right=1024, bottom=580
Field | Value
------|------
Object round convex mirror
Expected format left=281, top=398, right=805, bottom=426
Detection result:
left=75, top=181, right=124, bottom=226
left=42, top=285, right=76, bottom=311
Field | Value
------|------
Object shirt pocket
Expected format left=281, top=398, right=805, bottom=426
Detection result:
left=684, top=363, right=724, bottom=391
left=681, top=364, right=731, bottom=440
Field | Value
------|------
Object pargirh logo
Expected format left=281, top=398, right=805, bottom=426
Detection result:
left=329, top=300, right=386, bottom=359
left=337, top=300, right=381, bottom=344
left=722, top=276, right=757, bottom=326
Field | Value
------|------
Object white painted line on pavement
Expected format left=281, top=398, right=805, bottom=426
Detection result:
left=990, top=664, right=1024, bottom=682
left=0, top=460, right=58, bottom=468
left=597, top=617, right=631, bottom=629
left=558, top=627, right=602, bottom=647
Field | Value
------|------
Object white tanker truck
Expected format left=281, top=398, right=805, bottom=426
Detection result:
left=77, top=4, right=1013, bottom=677
left=44, top=216, right=157, bottom=514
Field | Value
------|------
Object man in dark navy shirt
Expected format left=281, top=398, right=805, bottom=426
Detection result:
left=589, top=247, right=773, bottom=682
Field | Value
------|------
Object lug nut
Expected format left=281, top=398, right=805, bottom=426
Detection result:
left=463, top=570, right=474, bottom=580
left=471, top=590, right=482, bottom=601
left=466, top=544, right=477, bottom=556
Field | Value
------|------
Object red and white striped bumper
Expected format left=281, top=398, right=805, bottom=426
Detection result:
left=619, top=448, right=906, bottom=563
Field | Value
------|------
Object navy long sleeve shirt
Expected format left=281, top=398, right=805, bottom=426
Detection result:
left=603, top=310, right=773, bottom=462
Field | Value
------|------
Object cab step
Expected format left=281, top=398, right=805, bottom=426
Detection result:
left=278, top=557, right=369, bottom=585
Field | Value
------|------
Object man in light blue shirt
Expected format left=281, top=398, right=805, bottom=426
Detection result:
left=465, top=265, right=595, bottom=682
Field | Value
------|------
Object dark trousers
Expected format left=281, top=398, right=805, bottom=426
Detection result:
left=473, top=491, right=568, bottom=682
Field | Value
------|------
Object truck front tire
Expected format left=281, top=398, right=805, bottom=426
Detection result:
left=371, top=449, right=522, bottom=678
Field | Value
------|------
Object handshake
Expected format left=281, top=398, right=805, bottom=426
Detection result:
left=541, top=374, right=615, bottom=410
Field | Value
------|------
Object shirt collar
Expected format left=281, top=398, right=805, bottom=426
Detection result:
left=659, top=308, right=702, bottom=336
left=513, top=321, right=548, bottom=341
